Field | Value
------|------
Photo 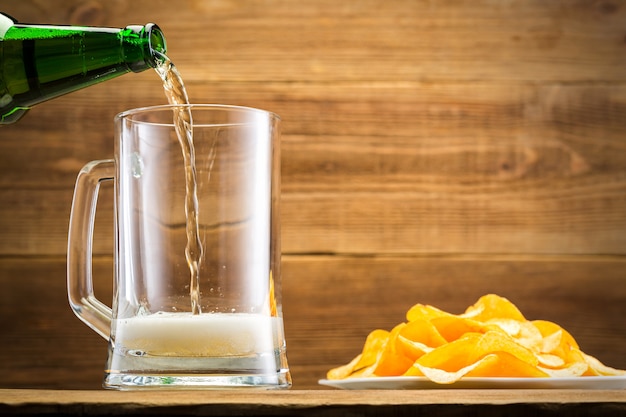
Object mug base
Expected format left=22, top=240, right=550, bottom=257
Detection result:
left=103, top=369, right=292, bottom=390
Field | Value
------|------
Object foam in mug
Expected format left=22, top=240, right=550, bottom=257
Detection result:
left=113, top=312, right=283, bottom=357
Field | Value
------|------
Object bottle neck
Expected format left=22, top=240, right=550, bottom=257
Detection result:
left=122, top=23, right=167, bottom=72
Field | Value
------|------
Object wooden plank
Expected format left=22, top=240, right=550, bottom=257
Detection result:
left=0, top=258, right=110, bottom=390
left=282, top=182, right=626, bottom=255
left=0, top=187, right=114, bottom=256
left=4, top=82, right=626, bottom=189
left=0, top=389, right=625, bottom=417
left=0, top=78, right=626, bottom=153
left=0, top=256, right=624, bottom=390
left=3, top=0, right=626, bottom=83
left=2, top=83, right=626, bottom=256
left=3, top=177, right=626, bottom=257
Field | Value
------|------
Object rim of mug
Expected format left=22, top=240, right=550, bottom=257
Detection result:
left=115, top=103, right=280, bottom=126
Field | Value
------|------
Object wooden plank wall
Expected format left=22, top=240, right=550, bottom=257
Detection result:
left=0, top=0, right=625, bottom=389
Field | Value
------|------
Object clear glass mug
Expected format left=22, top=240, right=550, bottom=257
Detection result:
left=67, top=104, right=291, bottom=389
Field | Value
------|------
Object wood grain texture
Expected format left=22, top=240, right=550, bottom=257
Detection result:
left=1, top=389, right=625, bottom=417
left=1, top=1, right=626, bottom=256
left=2, top=82, right=626, bottom=255
left=0, top=0, right=625, bottom=395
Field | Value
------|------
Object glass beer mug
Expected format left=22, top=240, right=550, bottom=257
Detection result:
left=67, top=104, right=291, bottom=389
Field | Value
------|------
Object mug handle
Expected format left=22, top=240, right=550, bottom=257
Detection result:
left=67, top=159, right=115, bottom=340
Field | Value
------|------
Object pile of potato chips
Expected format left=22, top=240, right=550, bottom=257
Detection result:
left=327, top=294, right=625, bottom=384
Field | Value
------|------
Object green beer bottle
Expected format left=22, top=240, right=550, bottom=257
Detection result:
left=0, top=13, right=166, bottom=124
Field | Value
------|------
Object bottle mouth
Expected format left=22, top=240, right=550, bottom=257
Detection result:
left=145, top=23, right=167, bottom=66
left=124, top=23, right=167, bottom=71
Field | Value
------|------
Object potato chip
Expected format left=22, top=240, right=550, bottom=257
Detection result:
left=408, top=356, right=491, bottom=383
left=412, top=332, right=487, bottom=372
left=580, top=351, right=626, bottom=376
left=406, top=330, right=537, bottom=375
left=465, top=352, right=549, bottom=378
left=395, top=319, right=442, bottom=362
left=326, top=354, right=363, bottom=380
left=399, top=319, right=448, bottom=347
left=350, top=329, right=389, bottom=374
left=536, top=353, right=565, bottom=368
left=326, top=329, right=388, bottom=379
left=461, top=294, right=525, bottom=322
left=373, top=323, right=415, bottom=376
left=538, top=328, right=564, bottom=354
left=430, top=315, right=488, bottom=342
left=539, top=361, right=588, bottom=377
left=409, top=352, right=549, bottom=383
left=531, top=320, right=584, bottom=366
left=485, top=318, right=521, bottom=336
left=396, top=335, right=434, bottom=362
left=533, top=320, right=579, bottom=350
left=512, top=321, right=544, bottom=351
left=406, top=303, right=451, bottom=322
left=326, top=294, right=626, bottom=384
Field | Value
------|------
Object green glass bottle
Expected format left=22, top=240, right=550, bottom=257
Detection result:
left=0, top=13, right=167, bottom=124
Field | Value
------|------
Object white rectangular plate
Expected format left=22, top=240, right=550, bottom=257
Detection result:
left=319, top=376, right=626, bottom=390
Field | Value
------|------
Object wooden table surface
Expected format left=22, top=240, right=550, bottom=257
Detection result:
left=1, top=389, right=625, bottom=417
